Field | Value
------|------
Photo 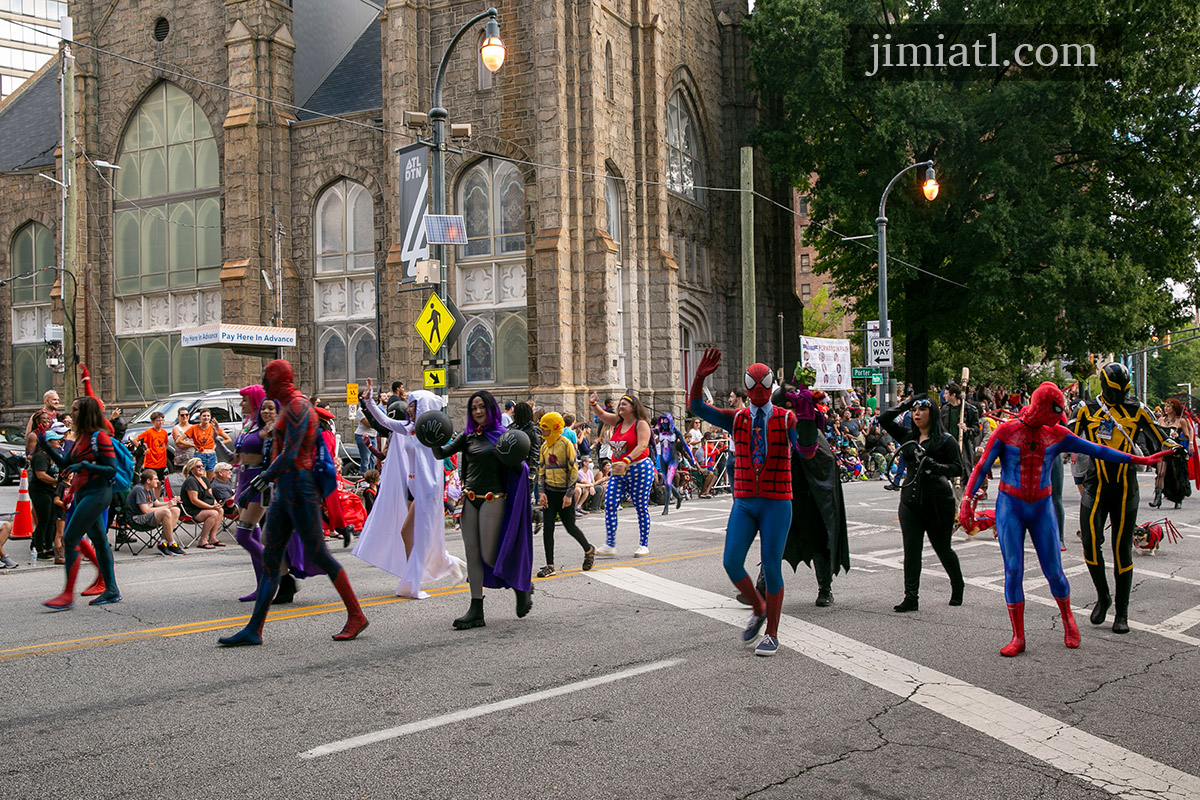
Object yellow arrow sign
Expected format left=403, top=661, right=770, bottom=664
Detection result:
left=423, top=368, right=446, bottom=390
left=415, top=293, right=455, bottom=355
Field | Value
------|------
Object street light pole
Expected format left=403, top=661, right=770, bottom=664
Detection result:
left=427, top=7, right=504, bottom=394
left=875, top=159, right=937, bottom=410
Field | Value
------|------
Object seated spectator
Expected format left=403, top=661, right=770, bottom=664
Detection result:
left=575, top=456, right=597, bottom=513
left=362, top=469, right=380, bottom=515
left=211, top=463, right=236, bottom=504
left=686, top=417, right=704, bottom=449
left=182, top=457, right=223, bottom=549
left=127, top=470, right=186, bottom=556
left=590, top=458, right=612, bottom=510
left=0, top=519, right=16, bottom=569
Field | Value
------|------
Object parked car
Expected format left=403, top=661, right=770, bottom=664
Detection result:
left=0, top=427, right=29, bottom=485
left=122, top=389, right=246, bottom=468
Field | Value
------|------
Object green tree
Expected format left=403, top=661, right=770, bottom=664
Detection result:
left=746, top=0, right=1200, bottom=391
left=801, top=284, right=847, bottom=338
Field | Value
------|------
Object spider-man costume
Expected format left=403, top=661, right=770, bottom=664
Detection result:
left=690, top=348, right=799, bottom=658
left=654, top=413, right=694, bottom=516
left=219, top=360, right=367, bottom=647
left=960, top=382, right=1169, bottom=657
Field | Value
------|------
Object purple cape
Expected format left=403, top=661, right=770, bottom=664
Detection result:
left=482, top=462, right=533, bottom=592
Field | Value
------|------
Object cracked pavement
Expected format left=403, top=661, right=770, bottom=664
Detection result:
left=1, top=473, right=1198, bottom=798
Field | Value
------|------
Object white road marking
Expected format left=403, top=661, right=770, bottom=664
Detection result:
left=297, top=658, right=683, bottom=760
left=1155, top=604, right=1200, bottom=634
left=852, top=554, right=1200, bottom=649
left=592, top=568, right=1200, bottom=800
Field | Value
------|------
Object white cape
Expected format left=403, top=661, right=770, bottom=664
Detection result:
left=353, top=390, right=465, bottom=597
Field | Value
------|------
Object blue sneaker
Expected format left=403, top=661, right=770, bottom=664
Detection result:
left=754, top=634, right=779, bottom=657
left=742, top=612, right=765, bottom=645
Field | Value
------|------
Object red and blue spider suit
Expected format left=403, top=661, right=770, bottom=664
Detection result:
left=960, top=382, right=1169, bottom=657
left=219, top=360, right=367, bottom=647
left=690, top=348, right=799, bottom=658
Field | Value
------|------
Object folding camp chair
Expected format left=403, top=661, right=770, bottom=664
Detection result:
left=110, top=493, right=162, bottom=555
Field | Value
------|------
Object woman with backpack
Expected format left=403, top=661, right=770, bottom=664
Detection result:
left=38, top=396, right=123, bottom=609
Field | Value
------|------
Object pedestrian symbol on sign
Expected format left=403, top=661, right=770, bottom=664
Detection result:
left=415, top=293, right=457, bottom=355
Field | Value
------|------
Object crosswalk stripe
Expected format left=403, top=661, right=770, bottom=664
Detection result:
left=591, top=567, right=1200, bottom=800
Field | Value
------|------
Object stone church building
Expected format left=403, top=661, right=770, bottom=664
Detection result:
left=0, top=0, right=801, bottom=427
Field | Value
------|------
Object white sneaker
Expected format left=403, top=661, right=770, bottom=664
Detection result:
left=633, top=545, right=650, bottom=557
left=595, top=544, right=617, bottom=557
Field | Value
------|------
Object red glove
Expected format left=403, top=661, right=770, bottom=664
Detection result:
left=689, top=348, right=722, bottom=408
left=1131, top=448, right=1176, bottom=467
left=958, top=498, right=974, bottom=531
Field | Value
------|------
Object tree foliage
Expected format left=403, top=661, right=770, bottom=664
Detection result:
left=746, top=0, right=1200, bottom=391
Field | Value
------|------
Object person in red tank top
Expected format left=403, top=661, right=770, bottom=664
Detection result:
left=589, top=391, right=654, bottom=557
left=690, top=348, right=801, bottom=658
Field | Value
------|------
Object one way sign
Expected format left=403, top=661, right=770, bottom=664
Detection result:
left=868, top=336, right=894, bottom=367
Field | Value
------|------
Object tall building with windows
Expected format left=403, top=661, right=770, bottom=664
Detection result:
left=0, top=0, right=800, bottom=427
left=0, top=0, right=66, bottom=100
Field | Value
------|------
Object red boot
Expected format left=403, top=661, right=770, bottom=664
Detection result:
left=45, top=557, right=80, bottom=611
left=1055, top=595, right=1081, bottom=649
left=1000, top=602, right=1026, bottom=657
left=331, top=570, right=368, bottom=641
left=77, top=539, right=106, bottom=597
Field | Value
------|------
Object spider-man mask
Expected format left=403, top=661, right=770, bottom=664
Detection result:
left=1021, top=382, right=1068, bottom=428
left=744, top=363, right=774, bottom=407
left=262, top=359, right=298, bottom=403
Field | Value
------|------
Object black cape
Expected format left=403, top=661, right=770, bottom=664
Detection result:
left=783, top=430, right=850, bottom=575
left=1164, top=450, right=1192, bottom=504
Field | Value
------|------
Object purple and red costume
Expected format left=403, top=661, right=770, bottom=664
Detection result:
left=219, top=360, right=367, bottom=646
left=961, top=382, right=1167, bottom=656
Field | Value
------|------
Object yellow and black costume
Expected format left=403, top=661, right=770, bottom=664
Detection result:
left=1069, top=363, right=1176, bottom=634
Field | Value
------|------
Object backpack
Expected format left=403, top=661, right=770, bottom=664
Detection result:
left=312, top=435, right=338, bottom=498
left=93, top=431, right=135, bottom=494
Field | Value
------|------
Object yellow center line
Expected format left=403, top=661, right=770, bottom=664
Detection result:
left=0, top=547, right=723, bottom=661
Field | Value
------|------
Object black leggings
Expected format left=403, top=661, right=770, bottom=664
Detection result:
left=30, top=490, right=56, bottom=554
left=898, top=496, right=962, bottom=599
left=543, top=489, right=590, bottom=566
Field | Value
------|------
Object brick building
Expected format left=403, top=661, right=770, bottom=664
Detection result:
left=0, top=0, right=800, bottom=430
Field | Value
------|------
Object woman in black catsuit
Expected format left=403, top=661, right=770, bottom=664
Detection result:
left=880, top=394, right=965, bottom=612
left=432, top=390, right=533, bottom=630
left=40, top=397, right=121, bottom=610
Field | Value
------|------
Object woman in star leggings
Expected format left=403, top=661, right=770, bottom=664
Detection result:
left=589, top=392, right=653, bottom=556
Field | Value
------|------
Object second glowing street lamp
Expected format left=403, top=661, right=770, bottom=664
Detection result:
left=875, top=160, right=938, bottom=408
left=427, top=8, right=505, bottom=388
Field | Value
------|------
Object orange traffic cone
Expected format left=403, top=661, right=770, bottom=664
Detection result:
left=11, top=468, right=33, bottom=540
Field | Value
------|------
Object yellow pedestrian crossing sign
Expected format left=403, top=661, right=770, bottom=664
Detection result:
left=423, top=368, right=446, bottom=390
left=415, top=293, right=455, bottom=355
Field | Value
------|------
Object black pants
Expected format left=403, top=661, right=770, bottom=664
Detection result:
left=898, top=496, right=962, bottom=600
left=543, top=489, right=590, bottom=566
left=30, top=489, right=56, bottom=554
left=1080, top=475, right=1137, bottom=613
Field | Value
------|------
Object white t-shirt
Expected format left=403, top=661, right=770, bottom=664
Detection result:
left=686, top=428, right=703, bottom=447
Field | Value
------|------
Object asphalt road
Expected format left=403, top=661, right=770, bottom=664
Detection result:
left=2, top=471, right=1199, bottom=799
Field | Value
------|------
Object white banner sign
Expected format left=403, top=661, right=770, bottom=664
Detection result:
left=800, top=336, right=852, bottom=390
left=181, top=324, right=297, bottom=348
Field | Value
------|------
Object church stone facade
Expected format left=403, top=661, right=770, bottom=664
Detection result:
left=0, top=0, right=801, bottom=429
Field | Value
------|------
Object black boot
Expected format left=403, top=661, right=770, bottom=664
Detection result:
left=453, top=597, right=486, bottom=630
left=814, top=553, right=834, bottom=607
left=1149, top=489, right=1162, bottom=508
left=674, top=486, right=683, bottom=510
left=894, top=595, right=919, bottom=612
left=949, top=582, right=964, bottom=607
left=1112, top=570, right=1132, bottom=634
left=1086, top=562, right=1111, bottom=625
left=272, top=573, right=298, bottom=605
left=515, top=587, right=533, bottom=618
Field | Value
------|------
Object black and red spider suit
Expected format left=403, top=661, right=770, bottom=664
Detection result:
left=219, top=360, right=367, bottom=646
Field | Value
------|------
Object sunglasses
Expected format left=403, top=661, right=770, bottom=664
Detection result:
left=913, top=399, right=933, bottom=409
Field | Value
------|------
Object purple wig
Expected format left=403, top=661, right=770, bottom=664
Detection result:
left=464, top=389, right=505, bottom=445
